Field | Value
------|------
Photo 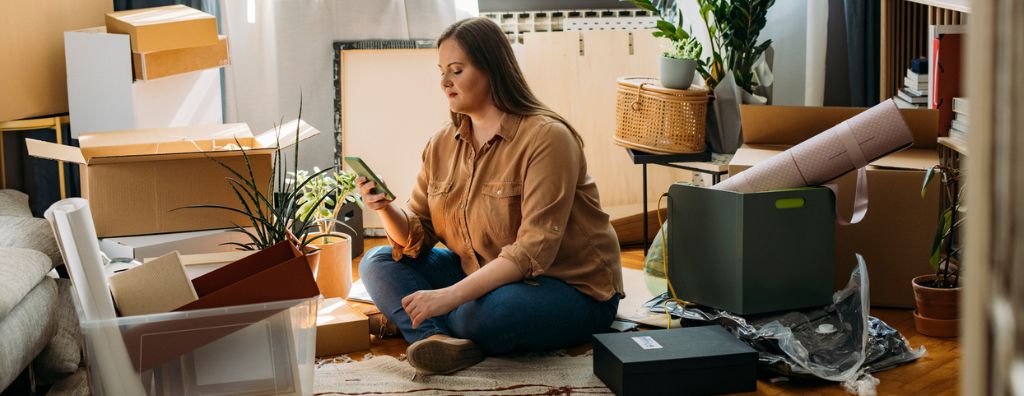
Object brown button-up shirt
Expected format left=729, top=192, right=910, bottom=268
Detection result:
left=388, top=113, right=624, bottom=301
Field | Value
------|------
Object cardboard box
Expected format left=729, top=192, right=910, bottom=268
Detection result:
left=108, top=251, right=198, bottom=316
left=315, top=297, right=370, bottom=357
left=731, top=105, right=940, bottom=307
left=105, top=5, right=218, bottom=53
left=132, top=35, right=229, bottom=81
left=65, top=27, right=223, bottom=137
left=26, top=121, right=317, bottom=237
left=667, top=184, right=835, bottom=315
left=100, top=228, right=254, bottom=260
left=592, top=326, right=757, bottom=396
left=0, top=0, right=112, bottom=122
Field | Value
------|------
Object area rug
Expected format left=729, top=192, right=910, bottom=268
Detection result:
left=314, top=353, right=612, bottom=395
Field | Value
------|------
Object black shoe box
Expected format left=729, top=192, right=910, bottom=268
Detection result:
left=592, top=325, right=757, bottom=395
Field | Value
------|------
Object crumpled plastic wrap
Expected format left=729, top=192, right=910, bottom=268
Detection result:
left=644, top=255, right=925, bottom=393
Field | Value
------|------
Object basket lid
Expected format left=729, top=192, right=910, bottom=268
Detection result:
left=617, top=76, right=709, bottom=96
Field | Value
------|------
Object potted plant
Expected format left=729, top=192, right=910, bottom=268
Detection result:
left=915, top=164, right=963, bottom=337
left=178, top=101, right=335, bottom=253
left=629, top=0, right=703, bottom=90
left=290, top=168, right=361, bottom=298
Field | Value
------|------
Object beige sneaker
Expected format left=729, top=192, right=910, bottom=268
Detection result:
left=405, top=334, right=484, bottom=375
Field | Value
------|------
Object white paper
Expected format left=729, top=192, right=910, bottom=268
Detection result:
left=632, top=336, right=663, bottom=350
left=346, top=279, right=373, bottom=304
left=44, top=199, right=146, bottom=394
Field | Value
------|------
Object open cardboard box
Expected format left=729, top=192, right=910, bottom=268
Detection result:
left=27, top=120, right=318, bottom=237
left=730, top=105, right=940, bottom=308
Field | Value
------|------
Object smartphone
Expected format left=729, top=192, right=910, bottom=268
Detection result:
left=344, top=156, right=396, bottom=201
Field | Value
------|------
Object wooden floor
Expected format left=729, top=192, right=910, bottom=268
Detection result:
left=345, top=238, right=961, bottom=395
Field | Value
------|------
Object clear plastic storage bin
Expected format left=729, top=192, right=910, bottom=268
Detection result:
left=78, top=297, right=317, bottom=395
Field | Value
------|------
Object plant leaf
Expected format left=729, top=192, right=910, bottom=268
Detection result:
left=922, top=166, right=939, bottom=198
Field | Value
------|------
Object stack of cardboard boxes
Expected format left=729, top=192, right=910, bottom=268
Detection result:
left=64, top=5, right=229, bottom=137
left=24, top=5, right=372, bottom=393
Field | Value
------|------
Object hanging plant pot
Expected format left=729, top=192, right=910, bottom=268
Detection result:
left=911, top=274, right=961, bottom=337
left=659, top=56, right=697, bottom=90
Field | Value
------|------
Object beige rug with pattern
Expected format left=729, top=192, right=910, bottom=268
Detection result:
left=314, top=353, right=612, bottom=395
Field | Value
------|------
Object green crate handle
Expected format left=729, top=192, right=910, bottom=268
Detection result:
left=775, top=197, right=805, bottom=209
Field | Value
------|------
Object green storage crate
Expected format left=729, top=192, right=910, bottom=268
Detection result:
left=666, top=183, right=835, bottom=315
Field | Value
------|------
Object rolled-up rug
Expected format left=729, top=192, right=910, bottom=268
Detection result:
left=714, top=99, right=914, bottom=193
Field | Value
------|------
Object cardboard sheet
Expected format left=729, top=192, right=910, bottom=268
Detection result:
left=108, top=251, right=198, bottom=316
left=0, top=0, right=112, bottom=122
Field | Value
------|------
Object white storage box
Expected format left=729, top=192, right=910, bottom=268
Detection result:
left=100, top=228, right=254, bottom=260
left=79, top=297, right=317, bottom=395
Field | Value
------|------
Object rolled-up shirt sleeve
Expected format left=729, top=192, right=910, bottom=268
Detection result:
left=387, top=138, right=440, bottom=261
left=498, top=122, right=580, bottom=278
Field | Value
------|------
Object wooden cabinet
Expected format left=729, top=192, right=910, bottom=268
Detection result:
left=521, top=30, right=693, bottom=211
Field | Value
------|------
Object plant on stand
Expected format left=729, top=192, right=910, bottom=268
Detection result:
left=914, top=164, right=964, bottom=337
left=290, top=168, right=361, bottom=298
left=629, top=0, right=704, bottom=90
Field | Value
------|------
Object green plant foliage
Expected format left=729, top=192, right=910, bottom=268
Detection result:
left=694, top=0, right=774, bottom=92
left=629, top=0, right=705, bottom=63
left=665, top=36, right=703, bottom=60
left=921, top=164, right=962, bottom=288
left=176, top=97, right=341, bottom=251
left=288, top=167, right=361, bottom=244
left=719, top=0, right=774, bottom=93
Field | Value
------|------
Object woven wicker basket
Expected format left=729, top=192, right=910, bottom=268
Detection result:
left=615, top=77, right=709, bottom=154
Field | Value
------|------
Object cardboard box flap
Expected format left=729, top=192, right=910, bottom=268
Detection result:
left=25, top=139, right=87, bottom=164
left=76, top=123, right=261, bottom=160
left=74, top=26, right=108, bottom=34
left=107, top=5, right=213, bottom=27
left=741, top=104, right=939, bottom=149
left=871, top=149, right=939, bottom=171
left=730, top=144, right=938, bottom=172
left=256, top=119, right=321, bottom=149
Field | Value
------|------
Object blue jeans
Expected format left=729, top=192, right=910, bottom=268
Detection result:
left=359, top=246, right=620, bottom=355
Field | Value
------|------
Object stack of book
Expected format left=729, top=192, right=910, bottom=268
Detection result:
left=950, top=97, right=969, bottom=143
left=895, top=67, right=929, bottom=108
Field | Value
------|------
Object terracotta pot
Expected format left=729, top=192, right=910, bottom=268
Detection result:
left=306, top=233, right=353, bottom=298
left=912, top=274, right=960, bottom=337
left=913, top=310, right=959, bottom=338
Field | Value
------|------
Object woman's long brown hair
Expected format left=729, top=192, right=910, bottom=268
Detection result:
left=438, top=17, right=584, bottom=147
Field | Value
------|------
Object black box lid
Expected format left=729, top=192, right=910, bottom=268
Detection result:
left=592, top=326, right=757, bottom=374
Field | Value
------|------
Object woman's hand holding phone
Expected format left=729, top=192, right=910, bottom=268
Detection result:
left=356, top=176, right=393, bottom=211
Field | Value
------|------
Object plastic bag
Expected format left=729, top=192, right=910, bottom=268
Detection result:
left=644, top=255, right=925, bottom=387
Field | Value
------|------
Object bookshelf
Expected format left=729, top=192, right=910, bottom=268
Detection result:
left=880, top=0, right=970, bottom=101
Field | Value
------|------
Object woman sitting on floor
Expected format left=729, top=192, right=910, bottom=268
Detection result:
left=357, top=17, right=624, bottom=376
